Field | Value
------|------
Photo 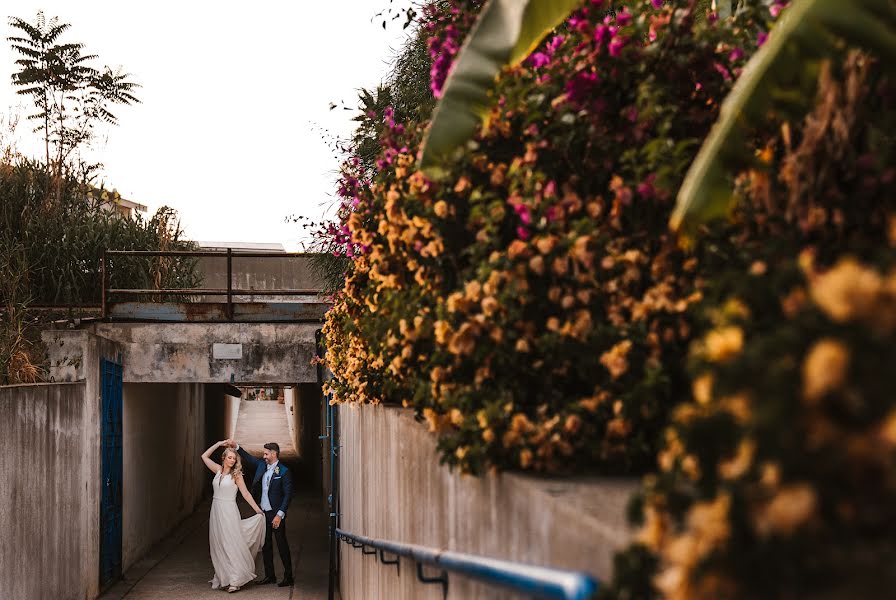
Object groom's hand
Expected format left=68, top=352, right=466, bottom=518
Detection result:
left=272, top=515, right=282, bottom=529
left=225, top=439, right=236, bottom=448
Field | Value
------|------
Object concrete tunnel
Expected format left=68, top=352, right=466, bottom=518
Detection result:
left=39, top=321, right=330, bottom=593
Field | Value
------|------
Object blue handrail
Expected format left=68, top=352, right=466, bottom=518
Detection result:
left=335, top=528, right=600, bottom=600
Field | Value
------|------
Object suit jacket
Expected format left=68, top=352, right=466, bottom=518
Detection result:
left=237, top=447, right=293, bottom=517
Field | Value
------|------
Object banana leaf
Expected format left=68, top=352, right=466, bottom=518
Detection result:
left=419, top=0, right=581, bottom=178
left=672, top=0, right=896, bottom=237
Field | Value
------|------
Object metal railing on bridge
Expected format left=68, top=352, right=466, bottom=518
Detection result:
left=101, top=249, right=326, bottom=322
left=334, top=527, right=600, bottom=600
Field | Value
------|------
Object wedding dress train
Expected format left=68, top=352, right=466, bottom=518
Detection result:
left=208, top=471, right=266, bottom=589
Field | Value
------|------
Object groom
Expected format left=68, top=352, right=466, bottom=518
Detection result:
left=226, top=439, right=294, bottom=587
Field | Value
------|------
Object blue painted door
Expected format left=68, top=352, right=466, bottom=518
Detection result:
left=100, top=358, right=123, bottom=586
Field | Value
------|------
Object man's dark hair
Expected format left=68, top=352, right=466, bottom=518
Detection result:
left=264, top=442, right=280, bottom=455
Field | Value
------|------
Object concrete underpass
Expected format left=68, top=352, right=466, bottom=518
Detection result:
left=98, top=393, right=330, bottom=600
left=21, top=315, right=336, bottom=600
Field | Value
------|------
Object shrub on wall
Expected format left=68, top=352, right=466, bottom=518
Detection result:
left=602, top=53, right=896, bottom=599
left=323, top=0, right=774, bottom=474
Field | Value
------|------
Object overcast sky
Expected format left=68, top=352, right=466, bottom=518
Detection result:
left=1, top=1, right=415, bottom=250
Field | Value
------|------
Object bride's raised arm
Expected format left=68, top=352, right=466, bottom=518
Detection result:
left=201, top=441, right=226, bottom=474
left=235, top=473, right=264, bottom=515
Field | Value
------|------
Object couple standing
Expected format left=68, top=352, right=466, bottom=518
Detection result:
left=200, top=438, right=294, bottom=593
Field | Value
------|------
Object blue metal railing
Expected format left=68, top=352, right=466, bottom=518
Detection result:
left=335, top=528, right=600, bottom=600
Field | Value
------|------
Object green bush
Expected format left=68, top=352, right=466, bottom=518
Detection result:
left=323, top=0, right=772, bottom=473
left=603, top=53, right=896, bottom=599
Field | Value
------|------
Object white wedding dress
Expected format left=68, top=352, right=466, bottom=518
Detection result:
left=209, top=471, right=266, bottom=589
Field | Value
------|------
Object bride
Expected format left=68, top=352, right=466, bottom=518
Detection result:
left=201, top=440, right=266, bottom=593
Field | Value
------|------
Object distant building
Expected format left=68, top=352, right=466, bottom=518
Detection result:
left=107, top=196, right=148, bottom=220
left=93, top=188, right=148, bottom=220
left=197, top=241, right=286, bottom=253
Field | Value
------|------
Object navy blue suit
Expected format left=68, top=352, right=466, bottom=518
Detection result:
left=237, top=447, right=294, bottom=580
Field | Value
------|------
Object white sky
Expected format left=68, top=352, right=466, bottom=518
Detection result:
left=1, top=1, right=415, bottom=250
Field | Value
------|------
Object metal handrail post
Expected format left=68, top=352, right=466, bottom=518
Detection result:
left=100, top=250, right=107, bottom=320
left=226, top=248, right=233, bottom=320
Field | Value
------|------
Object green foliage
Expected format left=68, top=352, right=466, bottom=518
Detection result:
left=603, top=50, right=896, bottom=599
left=0, top=237, right=41, bottom=384
left=8, top=11, right=140, bottom=171
left=672, top=0, right=896, bottom=236
left=0, top=159, right=200, bottom=307
left=418, top=0, right=581, bottom=177
left=324, top=0, right=772, bottom=474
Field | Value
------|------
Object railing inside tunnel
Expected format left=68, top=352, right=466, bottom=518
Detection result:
left=334, top=528, right=600, bottom=600
left=100, top=249, right=325, bottom=321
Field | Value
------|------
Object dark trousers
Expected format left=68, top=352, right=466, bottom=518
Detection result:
left=263, top=510, right=292, bottom=579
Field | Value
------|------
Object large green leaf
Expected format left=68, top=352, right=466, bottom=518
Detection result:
left=671, top=0, right=896, bottom=236
left=419, top=0, right=581, bottom=178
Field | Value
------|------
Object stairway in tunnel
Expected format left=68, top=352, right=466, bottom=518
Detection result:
left=233, top=399, right=298, bottom=460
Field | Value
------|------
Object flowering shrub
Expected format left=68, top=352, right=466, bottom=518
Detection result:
left=602, top=53, right=896, bottom=598
left=323, top=0, right=775, bottom=474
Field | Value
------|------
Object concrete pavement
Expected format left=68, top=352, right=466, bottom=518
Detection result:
left=97, top=486, right=330, bottom=600
left=234, top=399, right=298, bottom=461
left=98, top=484, right=331, bottom=600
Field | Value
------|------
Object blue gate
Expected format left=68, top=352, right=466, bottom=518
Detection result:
left=100, top=358, right=123, bottom=586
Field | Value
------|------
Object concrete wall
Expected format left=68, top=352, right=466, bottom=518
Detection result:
left=226, top=393, right=241, bottom=439
left=197, top=254, right=326, bottom=302
left=121, top=383, right=209, bottom=571
left=44, top=323, right=321, bottom=384
left=338, top=405, right=639, bottom=600
left=203, top=385, right=241, bottom=451
left=284, top=387, right=300, bottom=454
left=0, top=383, right=92, bottom=600
left=288, top=383, right=323, bottom=487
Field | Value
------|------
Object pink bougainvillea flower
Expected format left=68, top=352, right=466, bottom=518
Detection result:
left=528, top=52, right=551, bottom=69
left=615, top=8, right=632, bottom=27
left=770, top=1, right=788, bottom=18
left=713, top=61, right=732, bottom=81
left=566, top=70, right=599, bottom=105
left=512, top=203, right=533, bottom=226
left=548, top=35, right=565, bottom=53
left=608, top=36, right=626, bottom=58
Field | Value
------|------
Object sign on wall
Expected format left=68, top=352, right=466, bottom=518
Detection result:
left=212, top=343, right=243, bottom=360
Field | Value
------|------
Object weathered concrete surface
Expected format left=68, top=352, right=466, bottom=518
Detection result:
left=98, top=490, right=331, bottom=600
left=197, top=254, right=326, bottom=303
left=44, top=322, right=321, bottom=384
left=338, top=404, right=639, bottom=600
left=106, top=301, right=329, bottom=322
left=122, top=383, right=209, bottom=571
left=297, top=384, right=324, bottom=488
left=0, top=382, right=91, bottom=600
left=203, top=385, right=241, bottom=449
left=285, top=387, right=300, bottom=453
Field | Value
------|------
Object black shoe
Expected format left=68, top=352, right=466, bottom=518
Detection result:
left=277, top=577, right=294, bottom=588
left=255, top=576, right=276, bottom=585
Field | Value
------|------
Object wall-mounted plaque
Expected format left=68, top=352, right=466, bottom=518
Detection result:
left=213, top=343, right=243, bottom=360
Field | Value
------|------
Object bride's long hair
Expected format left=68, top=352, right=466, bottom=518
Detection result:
left=219, top=447, right=243, bottom=484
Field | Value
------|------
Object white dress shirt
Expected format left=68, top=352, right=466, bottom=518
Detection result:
left=261, top=461, right=285, bottom=518
left=236, top=444, right=285, bottom=519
